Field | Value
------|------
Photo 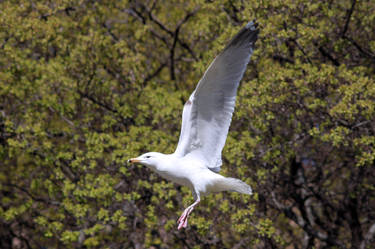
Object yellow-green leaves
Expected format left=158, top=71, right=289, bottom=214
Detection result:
left=1, top=0, right=375, bottom=248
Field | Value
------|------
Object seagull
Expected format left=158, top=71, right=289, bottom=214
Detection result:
left=128, top=20, right=259, bottom=230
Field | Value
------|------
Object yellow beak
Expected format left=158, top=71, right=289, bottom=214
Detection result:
left=128, top=158, right=141, bottom=163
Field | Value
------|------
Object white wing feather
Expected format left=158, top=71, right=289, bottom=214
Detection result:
left=174, top=21, right=259, bottom=172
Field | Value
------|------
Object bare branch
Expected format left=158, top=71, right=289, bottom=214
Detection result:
left=317, top=45, right=340, bottom=66
left=343, top=35, right=375, bottom=59
left=143, top=60, right=168, bottom=85
left=130, top=3, right=198, bottom=61
left=291, top=38, right=313, bottom=64
left=341, top=0, right=357, bottom=37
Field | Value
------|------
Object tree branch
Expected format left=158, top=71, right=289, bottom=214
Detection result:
left=341, top=0, right=357, bottom=37
left=169, top=8, right=199, bottom=80
left=291, top=38, right=312, bottom=64
left=77, top=89, right=134, bottom=126
left=143, top=60, right=168, bottom=85
left=131, top=3, right=198, bottom=61
left=343, top=35, right=375, bottom=59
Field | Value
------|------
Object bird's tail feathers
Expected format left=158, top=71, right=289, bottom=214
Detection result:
left=215, top=177, right=253, bottom=195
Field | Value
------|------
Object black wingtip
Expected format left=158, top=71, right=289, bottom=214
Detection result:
left=223, top=20, right=259, bottom=51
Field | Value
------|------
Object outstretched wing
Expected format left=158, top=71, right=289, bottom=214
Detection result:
left=174, top=21, right=259, bottom=172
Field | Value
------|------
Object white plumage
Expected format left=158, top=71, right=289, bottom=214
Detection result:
left=129, top=21, right=259, bottom=229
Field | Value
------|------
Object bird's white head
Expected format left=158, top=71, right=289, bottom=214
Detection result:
left=128, top=152, right=165, bottom=169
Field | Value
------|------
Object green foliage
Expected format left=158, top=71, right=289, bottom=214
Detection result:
left=0, top=0, right=374, bottom=248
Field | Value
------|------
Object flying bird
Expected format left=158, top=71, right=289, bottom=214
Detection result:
left=128, top=21, right=259, bottom=229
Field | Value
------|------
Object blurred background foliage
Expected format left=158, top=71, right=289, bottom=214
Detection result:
left=0, top=0, right=374, bottom=248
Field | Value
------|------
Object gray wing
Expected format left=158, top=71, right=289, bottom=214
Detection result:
left=174, top=21, right=259, bottom=172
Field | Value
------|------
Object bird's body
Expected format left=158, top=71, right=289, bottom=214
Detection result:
left=144, top=153, right=204, bottom=189
left=144, top=152, right=251, bottom=196
left=129, top=21, right=259, bottom=229
left=157, top=154, right=209, bottom=190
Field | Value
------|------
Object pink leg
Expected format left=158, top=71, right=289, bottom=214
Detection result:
left=177, top=199, right=200, bottom=230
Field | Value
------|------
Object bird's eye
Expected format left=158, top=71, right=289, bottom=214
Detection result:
left=145, top=156, right=151, bottom=159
